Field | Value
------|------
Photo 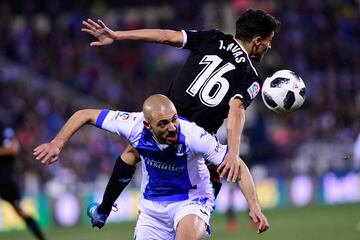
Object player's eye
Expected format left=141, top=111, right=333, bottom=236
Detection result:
left=158, top=120, right=168, bottom=128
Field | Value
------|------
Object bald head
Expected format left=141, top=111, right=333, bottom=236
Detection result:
left=143, top=94, right=177, bottom=121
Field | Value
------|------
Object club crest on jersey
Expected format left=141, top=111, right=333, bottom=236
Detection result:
left=247, top=82, right=260, bottom=99
left=115, top=112, right=131, bottom=121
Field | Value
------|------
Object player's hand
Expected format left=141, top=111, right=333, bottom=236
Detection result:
left=33, top=142, right=61, bottom=165
left=81, top=18, right=116, bottom=46
left=249, top=208, right=269, bottom=234
left=217, top=153, right=241, bottom=182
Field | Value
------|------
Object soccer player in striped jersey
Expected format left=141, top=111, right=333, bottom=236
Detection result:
left=33, top=95, right=269, bottom=239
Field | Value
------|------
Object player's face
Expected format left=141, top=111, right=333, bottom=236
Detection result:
left=250, top=32, right=274, bottom=62
left=147, top=108, right=179, bottom=145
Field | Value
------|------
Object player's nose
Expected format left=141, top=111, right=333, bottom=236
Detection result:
left=167, top=122, right=176, bottom=131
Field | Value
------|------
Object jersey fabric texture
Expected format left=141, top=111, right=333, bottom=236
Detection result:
left=165, top=29, right=261, bottom=133
left=96, top=110, right=228, bottom=203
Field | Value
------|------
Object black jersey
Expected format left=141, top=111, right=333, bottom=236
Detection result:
left=166, top=30, right=261, bottom=133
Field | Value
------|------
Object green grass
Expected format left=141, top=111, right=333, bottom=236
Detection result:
left=2, top=203, right=360, bottom=240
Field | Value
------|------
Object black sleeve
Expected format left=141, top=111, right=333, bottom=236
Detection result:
left=182, top=29, right=220, bottom=51
left=231, top=71, right=261, bottom=109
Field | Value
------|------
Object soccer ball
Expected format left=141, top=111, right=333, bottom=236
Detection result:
left=261, top=70, right=306, bottom=114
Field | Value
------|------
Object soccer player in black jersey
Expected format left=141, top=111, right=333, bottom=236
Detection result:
left=0, top=124, right=47, bottom=240
left=81, top=9, right=281, bottom=228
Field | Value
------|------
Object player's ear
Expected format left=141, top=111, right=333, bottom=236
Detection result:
left=253, top=36, right=262, bottom=46
left=143, top=120, right=151, bottom=129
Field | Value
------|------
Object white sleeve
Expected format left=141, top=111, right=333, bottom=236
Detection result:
left=95, top=110, right=142, bottom=141
left=189, top=124, right=228, bottom=166
left=180, top=30, right=188, bottom=48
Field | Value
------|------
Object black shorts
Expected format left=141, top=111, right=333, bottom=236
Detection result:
left=0, top=179, right=21, bottom=204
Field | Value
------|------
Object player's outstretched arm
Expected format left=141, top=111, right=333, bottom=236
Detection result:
left=237, top=160, right=269, bottom=234
left=217, top=98, right=245, bottom=182
left=33, top=109, right=101, bottom=165
left=82, top=18, right=184, bottom=47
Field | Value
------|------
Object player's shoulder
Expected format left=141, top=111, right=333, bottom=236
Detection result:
left=178, top=117, right=202, bottom=137
left=100, top=110, right=144, bottom=130
left=185, top=28, right=231, bottom=42
left=244, top=59, right=261, bottom=80
left=204, top=29, right=233, bottom=41
left=178, top=116, right=196, bottom=132
left=179, top=117, right=211, bottom=141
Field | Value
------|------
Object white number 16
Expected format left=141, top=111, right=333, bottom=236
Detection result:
left=186, top=55, right=235, bottom=107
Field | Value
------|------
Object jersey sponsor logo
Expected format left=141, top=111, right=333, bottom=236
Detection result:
left=143, top=156, right=185, bottom=172
left=247, top=82, right=260, bottom=99
left=115, top=112, right=131, bottom=121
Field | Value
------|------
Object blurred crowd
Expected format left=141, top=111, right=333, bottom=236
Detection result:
left=0, top=0, right=359, bottom=194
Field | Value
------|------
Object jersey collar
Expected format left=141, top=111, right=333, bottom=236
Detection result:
left=233, top=38, right=259, bottom=76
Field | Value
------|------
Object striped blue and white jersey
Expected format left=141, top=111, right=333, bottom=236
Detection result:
left=95, top=110, right=228, bottom=202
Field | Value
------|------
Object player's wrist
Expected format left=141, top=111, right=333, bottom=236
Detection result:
left=50, top=139, right=64, bottom=150
left=226, top=149, right=239, bottom=157
left=114, top=31, right=126, bottom=41
left=248, top=201, right=261, bottom=212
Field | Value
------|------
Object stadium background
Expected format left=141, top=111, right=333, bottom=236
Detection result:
left=0, top=0, right=359, bottom=239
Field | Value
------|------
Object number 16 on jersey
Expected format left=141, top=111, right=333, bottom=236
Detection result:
left=186, top=55, right=235, bottom=107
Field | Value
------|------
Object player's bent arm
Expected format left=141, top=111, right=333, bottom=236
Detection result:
left=226, top=98, right=245, bottom=158
left=51, top=109, right=100, bottom=150
left=34, top=109, right=101, bottom=164
left=114, top=29, right=184, bottom=47
left=217, top=98, right=246, bottom=181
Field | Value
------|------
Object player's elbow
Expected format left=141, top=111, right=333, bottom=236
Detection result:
left=74, top=109, right=98, bottom=125
left=160, top=30, right=183, bottom=47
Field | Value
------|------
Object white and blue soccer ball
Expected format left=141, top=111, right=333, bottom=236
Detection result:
left=261, top=70, right=306, bottom=114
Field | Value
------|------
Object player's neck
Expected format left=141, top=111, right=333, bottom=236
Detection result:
left=235, top=38, right=252, bottom=56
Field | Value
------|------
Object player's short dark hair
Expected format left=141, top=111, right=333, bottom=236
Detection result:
left=235, top=9, right=281, bottom=42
